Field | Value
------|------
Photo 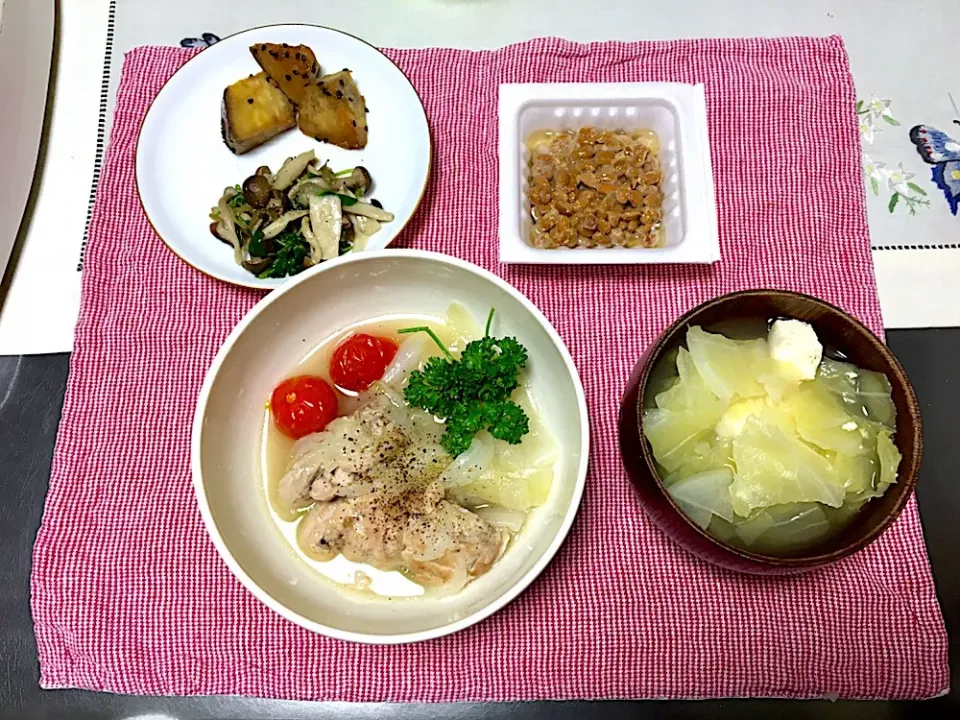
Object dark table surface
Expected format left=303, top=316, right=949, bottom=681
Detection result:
left=1, top=329, right=956, bottom=720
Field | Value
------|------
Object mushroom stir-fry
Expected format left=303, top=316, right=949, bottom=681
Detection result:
left=209, top=150, right=394, bottom=279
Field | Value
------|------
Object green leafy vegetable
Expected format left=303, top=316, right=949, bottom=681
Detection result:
left=400, top=310, right=530, bottom=455
left=228, top=185, right=245, bottom=208
left=258, top=230, right=310, bottom=279
left=247, top=228, right=266, bottom=257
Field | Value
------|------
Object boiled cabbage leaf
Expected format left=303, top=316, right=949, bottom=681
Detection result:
left=685, top=326, right=768, bottom=401
left=859, top=370, right=896, bottom=428
left=730, top=416, right=845, bottom=516
left=817, top=358, right=859, bottom=407
left=666, top=468, right=736, bottom=528
left=876, top=429, right=901, bottom=491
left=783, top=382, right=865, bottom=455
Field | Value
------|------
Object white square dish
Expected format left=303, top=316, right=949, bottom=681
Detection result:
left=498, top=83, right=720, bottom=265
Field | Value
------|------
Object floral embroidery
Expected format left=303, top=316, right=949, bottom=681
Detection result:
left=180, top=33, right=220, bottom=49
left=856, top=94, right=901, bottom=146
left=857, top=96, right=929, bottom=215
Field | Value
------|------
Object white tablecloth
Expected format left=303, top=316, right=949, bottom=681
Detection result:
left=2, top=0, right=958, bottom=354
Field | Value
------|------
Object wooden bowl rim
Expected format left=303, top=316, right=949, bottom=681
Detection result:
left=630, top=288, right=923, bottom=568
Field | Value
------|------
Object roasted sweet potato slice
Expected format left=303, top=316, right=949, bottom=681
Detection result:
left=297, top=70, right=368, bottom=150
left=221, top=72, right=296, bottom=155
left=249, top=43, right=321, bottom=105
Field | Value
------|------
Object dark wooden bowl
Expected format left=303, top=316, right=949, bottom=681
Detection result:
left=618, top=289, right=922, bottom=575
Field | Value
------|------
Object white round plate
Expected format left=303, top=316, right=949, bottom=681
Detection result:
left=136, top=25, right=431, bottom=289
left=193, top=251, right=590, bottom=644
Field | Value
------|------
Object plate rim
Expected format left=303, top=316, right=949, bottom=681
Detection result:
left=134, top=23, right=433, bottom=290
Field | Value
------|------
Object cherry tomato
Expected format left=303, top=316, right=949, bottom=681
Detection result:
left=270, top=375, right=339, bottom=439
left=329, top=333, right=399, bottom=392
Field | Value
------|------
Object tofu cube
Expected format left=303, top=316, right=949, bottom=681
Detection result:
left=768, top=319, right=823, bottom=381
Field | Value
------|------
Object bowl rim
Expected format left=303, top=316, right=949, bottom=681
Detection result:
left=628, top=288, right=922, bottom=568
left=191, top=249, right=591, bottom=643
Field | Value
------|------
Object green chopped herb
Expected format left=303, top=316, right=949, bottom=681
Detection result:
left=399, top=310, right=529, bottom=455
left=333, top=167, right=355, bottom=177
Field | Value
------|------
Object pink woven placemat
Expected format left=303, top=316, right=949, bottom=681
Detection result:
left=32, top=37, right=948, bottom=701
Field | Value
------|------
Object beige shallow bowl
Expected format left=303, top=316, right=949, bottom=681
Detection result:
left=192, top=250, right=589, bottom=644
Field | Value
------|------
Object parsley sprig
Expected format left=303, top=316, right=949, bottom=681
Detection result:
left=399, top=309, right=530, bottom=456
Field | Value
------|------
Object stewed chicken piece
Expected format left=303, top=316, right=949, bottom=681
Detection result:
left=297, top=481, right=504, bottom=591
left=278, top=386, right=505, bottom=591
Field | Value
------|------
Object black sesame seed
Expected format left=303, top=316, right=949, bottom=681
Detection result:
left=260, top=44, right=266, bottom=51
left=295, top=52, right=301, bottom=60
left=370, top=198, right=383, bottom=209
left=348, top=97, right=354, bottom=102
left=339, top=79, right=345, bottom=87
left=293, top=69, right=299, bottom=76
left=269, top=50, right=279, bottom=58
left=363, top=125, right=368, bottom=131
left=312, top=63, right=318, bottom=73
left=285, top=51, right=290, bottom=58
left=282, top=43, right=289, bottom=48
left=285, top=74, right=291, bottom=82
left=352, top=120, right=356, bottom=127
left=343, top=67, right=349, bottom=72
left=336, top=90, right=343, bottom=98
left=247, top=98, right=254, bottom=104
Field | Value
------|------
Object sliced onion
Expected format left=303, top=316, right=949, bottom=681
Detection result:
left=440, top=432, right=493, bottom=489
left=381, top=334, right=427, bottom=388
left=473, top=504, right=526, bottom=533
